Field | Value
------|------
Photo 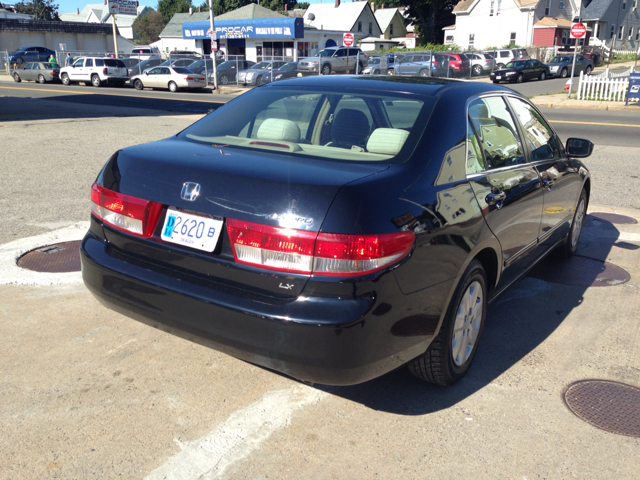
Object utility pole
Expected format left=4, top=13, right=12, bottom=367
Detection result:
left=112, top=14, right=119, bottom=58
left=208, top=0, right=218, bottom=91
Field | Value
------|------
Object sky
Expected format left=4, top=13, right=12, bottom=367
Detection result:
left=55, top=0, right=329, bottom=15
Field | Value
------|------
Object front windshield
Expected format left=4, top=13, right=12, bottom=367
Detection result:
left=505, top=61, right=526, bottom=69
left=180, top=86, right=434, bottom=163
left=315, top=50, right=334, bottom=57
left=278, top=63, right=296, bottom=71
left=252, top=62, right=271, bottom=69
left=550, top=56, right=570, bottom=63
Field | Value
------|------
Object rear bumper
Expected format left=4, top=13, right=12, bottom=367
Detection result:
left=81, top=230, right=436, bottom=385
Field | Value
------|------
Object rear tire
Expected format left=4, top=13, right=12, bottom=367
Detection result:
left=408, top=259, right=487, bottom=385
left=91, top=74, right=101, bottom=87
left=13, top=73, right=21, bottom=83
left=61, top=73, right=70, bottom=85
left=134, top=79, right=144, bottom=90
left=38, top=74, right=46, bottom=84
left=557, top=189, right=588, bottom=259
left=585, top=65, right=592, bottom=75
left=168, top=81, right=178, bottom=92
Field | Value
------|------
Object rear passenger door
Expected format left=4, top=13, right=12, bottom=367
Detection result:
left=466, top=95, right=544, bottom=291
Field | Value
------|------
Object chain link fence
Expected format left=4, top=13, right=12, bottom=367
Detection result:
left=1, top=50, right=10, bottom=75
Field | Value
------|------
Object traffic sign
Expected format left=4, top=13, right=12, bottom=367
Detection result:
left=212, top=41, right=218, bottom=52
left=207, top=27, right=217, bottom=41
left=343, top=33, right=354, bottom=47
left=571, top=22, right=587, bottom=39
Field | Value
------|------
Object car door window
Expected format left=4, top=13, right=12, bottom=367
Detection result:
left=161, top=68, right=170, bottom=75
left=148, top=67, right=161, bottom=74
left=73, top=59, right=84, bottom=67
left=96, top=59, right=104, bottom=66
left=466, top=120, right=485, bottom=174
left=32, top=63, right=40, bottom=70
left=507, top=97, right=561, bottom=162
left=85, top=59, right=94, bottom=67
left=23, top=63, right=32, bottom=70
left=468, top=97, right=524, bottom=170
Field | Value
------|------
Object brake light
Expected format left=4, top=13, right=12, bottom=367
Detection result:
left=103, top=67, right=108, bottom=75
left=227, top=219, right=415, bottom=276
left=90, top=183, right=162, bottom=237
left=185, top=76, right=194, bottom=80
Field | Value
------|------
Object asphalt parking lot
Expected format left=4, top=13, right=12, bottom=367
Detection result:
left=1, top=92, right=639, bottom=479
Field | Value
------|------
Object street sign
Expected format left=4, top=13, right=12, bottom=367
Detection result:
left=571, top=22, right=587, bottom=39
left=625, top=72, right=640, bottom=105
left=343, top=33, right=354, bottom=47
left=212, top=40, right=218, bottom=52
left=207, top=27, right=217, bottom=41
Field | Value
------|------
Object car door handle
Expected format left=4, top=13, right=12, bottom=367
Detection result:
left=485, top=191, right=506, bottom=206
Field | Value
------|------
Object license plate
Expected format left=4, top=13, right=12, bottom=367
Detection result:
left=495, top=75, right=502, bottom=79
left=161, top=208, right=223, bottom=252
left=193, top=78, right=201, bottom=82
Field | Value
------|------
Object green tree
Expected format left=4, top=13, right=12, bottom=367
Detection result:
left=133, top=8, right=166, bottom=44
left=14, top=0, right=59, bottom=20
left=157, top=0, right=193, bottom=23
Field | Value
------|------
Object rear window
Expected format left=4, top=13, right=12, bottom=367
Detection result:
left=172, top=67, right=192, bottom=74
left=181, top=86, right=434, bottom=163
left=104, top=59, right=126, bottom=67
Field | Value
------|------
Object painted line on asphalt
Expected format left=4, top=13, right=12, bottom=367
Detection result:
left=144, top=385, right=328, bottom=480
left=0, top=85, right=222, bottom=104
left=0, top=223, right=88, bottom=285
left=550, top=119, right=640, bottom=128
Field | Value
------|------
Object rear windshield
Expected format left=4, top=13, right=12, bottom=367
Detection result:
left=181, top=86, right=434, bottom=163
left=172, top=67, right=192, bottom=74
left=104, top=59, right=126, bottom=67
left=506, top=61, right=527, bottom=68
left=43, top=63, right=57, bottom=69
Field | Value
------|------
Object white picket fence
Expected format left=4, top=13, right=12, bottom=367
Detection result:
left=576, top=70, right=636, bottom=101
left=590, top=66, right=635, bottom=79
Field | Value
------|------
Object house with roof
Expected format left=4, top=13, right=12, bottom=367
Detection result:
left=156, top=3, right=346, bottom=62
left=374, top=6, right=407, bottom=39
left=579, top=0, right=640, bottom=50
left=304, top=0, right=382, bottom=39
left=59, top=3, right=148, bottom=40
left=450, top=0, right=539, bottom=49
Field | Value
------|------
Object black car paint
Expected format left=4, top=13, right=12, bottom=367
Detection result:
left=81, top=76, right=590, bottom=385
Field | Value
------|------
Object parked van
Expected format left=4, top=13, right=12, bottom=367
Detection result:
left=130, top=47, right=160, bottom=61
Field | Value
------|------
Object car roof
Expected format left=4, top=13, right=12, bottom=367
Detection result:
left=267, top=75, right=518, bottom=99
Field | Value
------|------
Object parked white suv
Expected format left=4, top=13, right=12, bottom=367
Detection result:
left=60, top=57, right=128, bottom=87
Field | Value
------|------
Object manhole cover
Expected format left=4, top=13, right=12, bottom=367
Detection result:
left=528, top=255, right=630, bottom=287
left=17, top=240, right=82, bottom=273
left=589, top=212, right=637, bottom=225
left=564, top=380, right=640, bottom=437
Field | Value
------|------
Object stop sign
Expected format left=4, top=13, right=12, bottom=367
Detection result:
left=343, top=33, right=354, bottom=47
left=571, top=22, right=586, bottom=39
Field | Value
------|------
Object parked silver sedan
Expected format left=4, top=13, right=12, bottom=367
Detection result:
left=131, top=66, right=206, bottom=92
left=545, top=54, right=593, bottom=78
left=237, top=61, right=287, bottom=86
left=12, top=61, right=60, bottom=83
left=463, top=52, right=496, bottom=76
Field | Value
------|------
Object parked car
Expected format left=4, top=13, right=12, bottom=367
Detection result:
left=394, top=53, right=437, bottom=76
left=186, top=58, right=222, bottom=76
left=209, top=60, right=256, bottom=85
left=131, top=66, right=206, bottom=92
left=7, top=46, right=56, bottom=64
left=362, top=55, right=402, bottom=75
left=127, top=58, right=164, bottom=77
left=158, top=58, right=195, bottom=69
left=490, top=59, right=550, bottom=83
left=484, top=49, right=519, bottom=69
left=60, top=57, right=128, bottom=87
left=464, top=52, right=496, bottom=76
left=237, top=61, right=287, bottom=86
left=362, top=56, right=382, bottom=74
left=512, top=48, right=530, bottom=60
left=130, top=47, right=161, bottom=61
left=265, top=62, right=299, bottom=83
left=12, top=61, right=60, bottom=83
left=298, top=46, right=368, bottom=75
left=442, top=53, right=471, bottom=77
left=81, top=75, right=593, bottom=387
left=545, top=54, right=594, bottom=78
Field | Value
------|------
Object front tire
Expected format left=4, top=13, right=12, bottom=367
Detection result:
left=13, top=73, right=21, bottom=83
left=516, top=73, right=524, bottom=83
left=560, top=67, right=568, bottom=78
left=134, top=79, right=144, bottom=90
left=168, top=81, right=178, bottom=92
left=558, top=189, right=588, bottom=258
left=540, top=71, right=546, bottom=81
left=472, top=65, right=482, bottom=76
left=91, top=74, right=101, bottom=87
left=419, top=68, right=429, bottom=77
left=387, top=68, right=394, bottom=75
left=61, top=73, right=70, bottom=85
left=219, top=74, right=229, bottom=85
left=408, top=259, right=488, bottom=385
left=321, top=64, right=331, bottom=75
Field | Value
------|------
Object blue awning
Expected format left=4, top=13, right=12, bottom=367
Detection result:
left=182, top=18, right=303, bottom=40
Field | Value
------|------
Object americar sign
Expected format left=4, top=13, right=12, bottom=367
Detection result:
left=108, top=0, right=137, bottom=16
left=182, top=18, right=303, bottom=40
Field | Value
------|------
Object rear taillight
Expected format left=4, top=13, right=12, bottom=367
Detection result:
left=227, top=219, right=414, bottom=276
left=91, top=183, right=162, bottom=237
left=103, top=68, right=108, bottom=75
left=185, top=76, right=194, bottom=80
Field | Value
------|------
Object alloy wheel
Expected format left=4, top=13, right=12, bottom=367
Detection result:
left=451, top=281, right=483, bottom=367
left=571, top=198, right=586, bottom=249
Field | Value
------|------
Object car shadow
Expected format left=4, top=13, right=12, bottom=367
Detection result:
left=312, top=213, right=626, bottom=415
left=0, top=91, right=225, bottom=122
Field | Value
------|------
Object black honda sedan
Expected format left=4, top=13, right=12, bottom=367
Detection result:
left=81, top=76, right=593, bottom=386
left=490, top=59, right=550, bottom=83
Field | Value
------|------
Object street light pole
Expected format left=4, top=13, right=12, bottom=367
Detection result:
left=208, top=0, right=218, bottom=91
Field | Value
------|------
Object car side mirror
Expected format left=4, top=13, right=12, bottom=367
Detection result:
left=145, top=71, right=148, bottom=75
left=566, top=138, right=594, bottom=158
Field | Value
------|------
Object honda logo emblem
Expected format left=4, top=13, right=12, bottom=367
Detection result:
left=181, top=182, right=201, bottom=201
